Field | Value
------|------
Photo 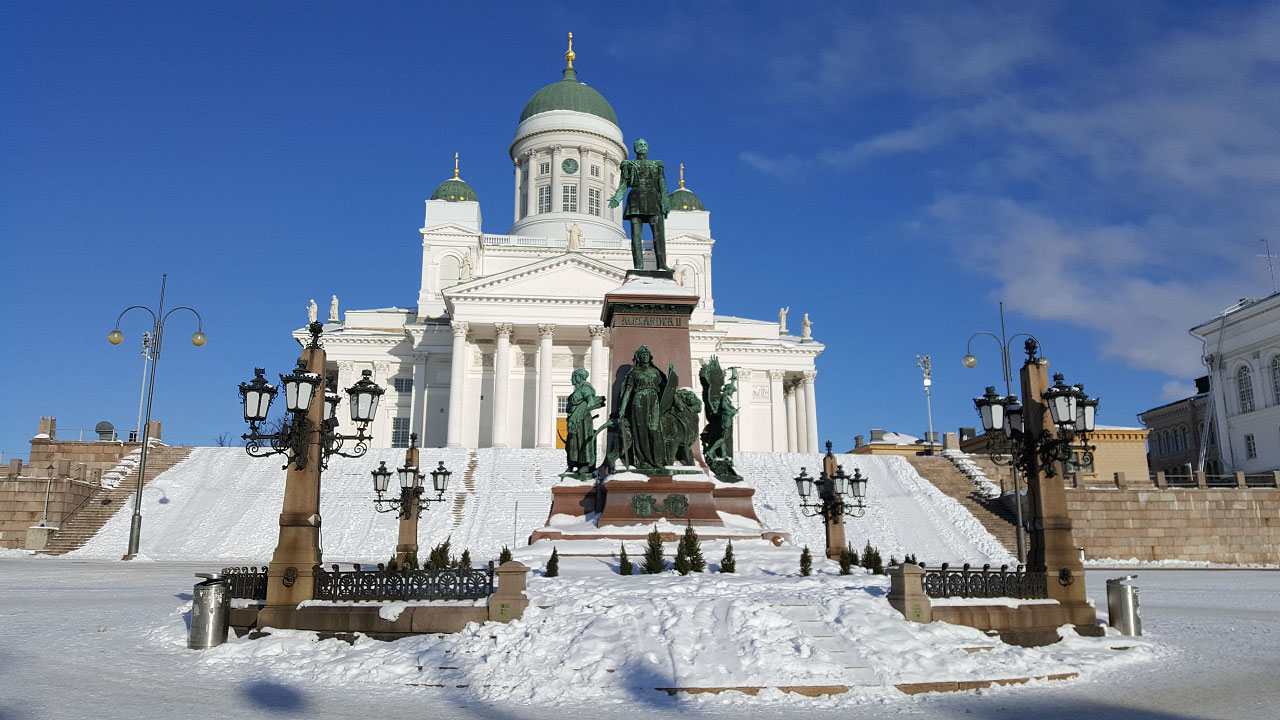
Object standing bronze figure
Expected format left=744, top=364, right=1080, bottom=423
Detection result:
left=562, top=369, right=605, bottom=479
left=608, top=138, right=671, bottom=271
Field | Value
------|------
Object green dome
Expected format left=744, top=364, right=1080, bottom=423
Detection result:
left=519, top=67, right=619, bottom=126
left=431, top=177, right=478, bottom=203
left=668, top=187, right=705, bottom=212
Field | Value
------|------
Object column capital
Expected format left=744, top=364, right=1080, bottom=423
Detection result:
left=550, top=144, right=562, bottom=154
left=802, top=370, right=818, bottom=382
left=412, top=350, right=430, bottom=361
left=451, top=320, right=470, bottom=337
left=495, top=322, right=514, bottom=339
left=768, top=369, right=786, bottom=381
left=537, top=323, right=556, bottom=338
left=587, top=324, right=606, bottom=339
left=373, top=361, right=392, bottom=374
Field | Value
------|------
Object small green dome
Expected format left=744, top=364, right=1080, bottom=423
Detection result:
left=431, top=177, right=478, bottom=203
left=519, top=67, right=619, bottom=126
left=668, top=187, right=704, bottom=212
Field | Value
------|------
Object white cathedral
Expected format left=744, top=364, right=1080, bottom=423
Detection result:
left=304, top=42, right=823, bottom=455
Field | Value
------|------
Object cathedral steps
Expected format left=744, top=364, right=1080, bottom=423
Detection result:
left=451, top=451, right=479, bottom=530
left=39, top=446, right=193, bottom=556
left=903, top=456, right=1019, bottom=557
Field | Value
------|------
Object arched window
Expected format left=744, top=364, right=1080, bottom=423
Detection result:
left=1238, top=365, right=1255, bottom=413
left=439, top=255, right=461, bottom=287
left=1180, top=426, right=1189, bottom=450
left=1154, top=431, right=1164, bottom=456
left=1271, top=356, right=1280, bottom=405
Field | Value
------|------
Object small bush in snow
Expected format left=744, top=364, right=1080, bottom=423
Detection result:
left=903, top=552, right=918, bottom=565
left=800, top=546, right=813, bottom=576
left=619, top=543, right=633, bottom=575
left=458, top=549, right=472, bottom=570
left=642, top=527, right=666, bottom=574
left=861, top=542, right=884, bottom=575
left=545, top=547, right=560, bottom=577
left=674, top=523, right=705, bottom=575
left=838, top=544, right=857, bottom=575
left=498, top=546, right=513, bottom=565
left=719, top=540, right=736, bottom=573
left=427, top=538, right=453, bottom=571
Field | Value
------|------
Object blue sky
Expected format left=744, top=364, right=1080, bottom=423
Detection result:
left=2, top=1, right=1277, bottom=459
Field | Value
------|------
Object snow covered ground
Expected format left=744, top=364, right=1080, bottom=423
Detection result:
left=69, top=448, right=1016, bottom=568
left=1, top=557, right=1276, bottom=719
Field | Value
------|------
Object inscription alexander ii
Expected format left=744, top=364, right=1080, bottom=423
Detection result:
left=614, top=315, right=684, bottom=328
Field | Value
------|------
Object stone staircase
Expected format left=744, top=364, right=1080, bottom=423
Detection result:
left=39, top=446, right=194, bottom=556
left=904, top=456, right=1019, bottom=557
left=450, top=451, right=478, bottom=531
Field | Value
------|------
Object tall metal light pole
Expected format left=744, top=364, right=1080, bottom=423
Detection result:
left=916, top=354, right=935, bottom=455
left=108, top=274, right=206, bottom=559
left=134, top=331, right=153, bottom=442
left=962, top=301, right=1042, bottom=565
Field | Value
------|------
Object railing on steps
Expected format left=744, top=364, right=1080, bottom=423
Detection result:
left=221, top=566, right=269, bottom=600
left=314, top=562, right=495, bottom=602
left=920, top=562, right=1047, bottom=600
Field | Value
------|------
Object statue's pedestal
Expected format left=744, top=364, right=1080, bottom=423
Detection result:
left=603, top=271, right=699, bottom=409
left=529, top=473, right=778, bottom=544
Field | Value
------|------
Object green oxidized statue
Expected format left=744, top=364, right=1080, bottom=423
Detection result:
left=699, top=356, right=742, bottom=482
left=608, top=138, right=670, bottom=271
left=610, top=345, right=699, bottom=474
left=561, top=368, right=606, bottom=479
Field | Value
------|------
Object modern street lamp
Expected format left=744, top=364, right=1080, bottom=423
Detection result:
left=238, top=324, right=384, bottom=470
left=794, top=441, right=870, bottom=558
left=917, top=354, right=936, bottom=455
left=962, top=302, right=1043, bottom=564
left=40, top=464, right=55, bottom=528
left=108, top=273, right=206, bottom=559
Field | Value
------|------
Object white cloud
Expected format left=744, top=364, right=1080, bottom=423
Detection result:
left=739, top=150, right=805, bottom=181
left=1160, top=380, right=1199, bottom=403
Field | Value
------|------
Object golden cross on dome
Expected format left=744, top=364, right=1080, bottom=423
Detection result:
left=565, top=32, right=575, bottom=68
left=679, top=163, right=686, bottom=189
left=453, top=152, right=460, bottom=179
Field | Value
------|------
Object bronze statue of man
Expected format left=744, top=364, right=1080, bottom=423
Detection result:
left=608, top=138, right=670, bottom=271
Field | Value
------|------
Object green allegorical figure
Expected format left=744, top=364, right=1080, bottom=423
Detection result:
left=608, top=138, right=671, bottom=271
left=563, top=368, right=605, bottom=477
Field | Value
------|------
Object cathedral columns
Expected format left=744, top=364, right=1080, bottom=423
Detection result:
left=769, top=370, right=787, bottom=452
left=535, top=323, right=556, bottom=448
left=794, top=379, right=809, bottom=454
left=491, top=323, right=513, bottom=448
left=371, top=361, right=392, bottom=446
left=411, top=351, right=428, bottom=445
left=785, top=381, right=799, bottom=452
left=445, top=321, right=469, bottom=448
left=512, top=159, right=521, bottom=221
left=588, top=324, right=607, bottom=459
left=525, top=153, right=536, bottom=218
left=802, top=370, right=819, bottom=453
left=550, top=146, right=562, bottom=212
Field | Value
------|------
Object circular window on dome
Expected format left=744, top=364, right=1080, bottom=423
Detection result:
left=561, top=158, right=579, bottom=174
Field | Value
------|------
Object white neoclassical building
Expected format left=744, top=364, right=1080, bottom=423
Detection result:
left=304, top=46, right=823, bottom=453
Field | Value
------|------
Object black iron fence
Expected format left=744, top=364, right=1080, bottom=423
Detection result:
left=313, top=563, right=495, bottom=602
left=220, top=566, right=269, bottom=600
left=920, top=563, right=1048, bottom=600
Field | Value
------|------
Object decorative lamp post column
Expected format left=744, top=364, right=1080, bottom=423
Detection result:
left=372, top=439, right=450, bottom=564
left=795, top=441, right=869, bottom=558
left=108, top=273, right=205, bottom=559
left=238, top=322, right=383, bottom=614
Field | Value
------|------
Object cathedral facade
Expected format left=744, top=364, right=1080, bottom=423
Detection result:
left=306, top=46, right=823, bottom=454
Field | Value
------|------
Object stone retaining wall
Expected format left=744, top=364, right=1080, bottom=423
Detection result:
left=0, top=476, right=97, bottom=548
left=1067, top=487, right=1280, bottom=564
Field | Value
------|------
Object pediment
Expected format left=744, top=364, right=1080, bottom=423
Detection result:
left=446, top=254, right=627, bottom=302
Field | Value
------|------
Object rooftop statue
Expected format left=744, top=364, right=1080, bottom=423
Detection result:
left=329, top=295, right=339, bottom=324
left=608, top=138, right=670, bottom=272
left=307, top=299, right=318, bottom=324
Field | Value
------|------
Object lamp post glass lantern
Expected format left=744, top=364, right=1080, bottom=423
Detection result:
left=107, top=274, right=205, bottom=559
left=792, top=445, right=869, bottom=520
left=372, top=458, right=450, bottom=520
left=239, top=322, right=382, bottom=471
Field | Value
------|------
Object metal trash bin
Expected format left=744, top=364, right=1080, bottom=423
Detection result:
left=189, top=572, right=230, bottom=649
left=1106, top=574, right=1141, bottom=636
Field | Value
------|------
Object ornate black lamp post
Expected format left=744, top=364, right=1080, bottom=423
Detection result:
left=235, top=321, right=384, bottom=612
left=238, top=325, right=384, bottom=469
left=794, top=441, right=870, bottom=558
left=372, top=458, right=451, bottom=519
left=962, top=302, right=1045, bottom=563
left=108, top=273, right=206, bottom=559
left=972, top=370, right=1099, bottom=482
